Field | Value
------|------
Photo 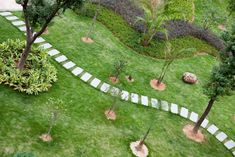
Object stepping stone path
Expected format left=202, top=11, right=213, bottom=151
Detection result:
left=72, top=67, right=83, bottom=76
left=110, top=87, right=120, bottom=96
left=90, top=78, right=101, bottom=88
left=81, top=72, right=92, bottom=82
left=170, top=103, right=178, bottom=114
left=1, top=11, right=234, bottom=156
left=151, top=98, right=159, bottom=109
left=180, top=107, right=189, bottom=118
left=63, top=61, right=75, bottom=69
left=141, top=96, right=148, bottom=106
left=48, top=49, right=60, bottom=56
left=207, top=124, right=219, bottom=135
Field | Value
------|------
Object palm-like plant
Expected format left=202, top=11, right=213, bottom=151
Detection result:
left=136, top=0, right=167, bottom=46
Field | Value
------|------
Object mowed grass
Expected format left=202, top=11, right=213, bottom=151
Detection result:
left=0, top=13, right=234, bottom=157
left=24, top=10, right=234, bottom=139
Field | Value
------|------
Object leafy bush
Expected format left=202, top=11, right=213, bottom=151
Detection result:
left=165, top=0, right=195, bottom=22
left=86, top=0, right=224, bottom=51
left=0, top=39, right=57, bottom=95
left=75, top=3, right=218, bottom=58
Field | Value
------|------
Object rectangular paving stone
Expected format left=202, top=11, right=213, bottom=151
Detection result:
left=48, top=49, right=60, bottom=56
left=39, top=43, right=52, bottom=49
left=6, top=16, right=18, bottom=21
left=201, top=119, right=209, bottom=128
left=224, top=140, right=235, bottom=149
left=131, top=93, right=139, bottom=104
left=207, top=124, right=218, bottom=135
left=18, top=26, right=26, bottom=32
left=63, top=61, right=75, bottom=69
left=90, top=78, right=101, bottom=88
left=34, top=37, right=45, bottom=43
left=151, top=98, right=159, bottom=109
left=189, top=112, right=198, bottom=123
left=0, top=12, right=12, bottom=16
left=100, top=83, right=110, bottom=93
left=233, top=151, right=235, bottom=156
left=216, top=132, right=227, bottom=142
left=110, top=87, right=120, bottom=96
left=180, top=107, right=189, bottom=118
left=80, top=72, right=92, bottom=82
left=161, top=100, right=169, bottom=111
left=141, top=96, right=148, bottom=106
left=55, top=55, right=67, bottom=63
left=12, top=20, right=25, bottom=26
left=72, top=67, right=83, bottom=76
left=121, top=90, right=129, bottom=101
left=170, top=103, right=178, bottom=114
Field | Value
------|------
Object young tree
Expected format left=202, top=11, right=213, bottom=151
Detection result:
left=192, top=25, right=235, bottom=134
left=16, top=0, right=83, bottom=70
left=136, top=0, right=166, bottom=46
left=110, top=60, right=127, bottom=83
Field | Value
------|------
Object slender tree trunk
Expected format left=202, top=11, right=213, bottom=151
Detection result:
left=136, top=127, right=151, bottom=151
left=18, top=39, right=32, bottom=70
left=193, top=97, right=216, bottom=134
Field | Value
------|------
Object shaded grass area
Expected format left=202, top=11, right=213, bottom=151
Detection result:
left=0, top=13, right=234, bottom=157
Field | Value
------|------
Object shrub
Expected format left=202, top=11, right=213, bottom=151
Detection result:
left=0, top=39, right=57, bottom=95
left=75, top=3, right=218, bottom=59
left=87, top=0, right=224, bottom=51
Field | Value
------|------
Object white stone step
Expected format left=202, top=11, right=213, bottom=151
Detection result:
left=72, top=67, right=83, bottom=76
left=100, top=83, right=110, bottom=93
left=207, top=124, right=218, bottom=135
left=180, top=107, right=189, bottom=118
left=215, top=132, right=227, bottom=142
left=48, top=49, right=60, bottom=56
left=151, top=98, right=159, bottom=109
left=170, top=103, right=178, bottom=114
left=141, top=95, right=148, bottom=106
left=12, top=20, right=24, bottom=26
left=55, top=55, right=67, bottom=63
left=161, top=100, right=169, bottom=111
left=0, top=12, right=12, bottom=16
left=90, top=78, right=101, bottom=88
left=131, top=93, right=139, bottom=104
left=39, top=43, right=52, bottom=49
left=6, top=16, right=18, bottom=21
left=63, top=61, right=75, bottom=69
left=189, top=112, right=198, bottom=123
left=34, top=37, right=45, bottom=44
left=80, top=72, right=92, bottom=82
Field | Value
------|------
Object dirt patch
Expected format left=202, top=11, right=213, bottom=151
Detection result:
left=150, top=79, right=166, bottom=91
left=39, top=134, right=53, bottom=142
left=125, top=76, right=134, bottom=83
left=105, top=109, right=116, bottom=120
left=81, top=37, right=94, bottom=43
left=183, top=124, right=205, bottom=143
left=109, top=76, right=119, bottom=84
left=130, top=140, right=149, bottom=157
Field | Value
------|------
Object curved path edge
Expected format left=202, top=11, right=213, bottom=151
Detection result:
left=0, top=11, right=234, bottom=156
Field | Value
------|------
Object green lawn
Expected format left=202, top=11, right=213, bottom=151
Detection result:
left=0, top=9, right=234, bottom=157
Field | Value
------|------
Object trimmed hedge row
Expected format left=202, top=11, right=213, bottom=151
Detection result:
left=75, top=3, right=217, bottom=59
left=90, top=0, right=225, bottom=51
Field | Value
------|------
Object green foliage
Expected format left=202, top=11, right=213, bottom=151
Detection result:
left=165, top=0, right=195, bottom=21
left=0, top=39, right=57, bottom=95
left=78, top=4, right=217, bottom=59
left=204, top=25, right=235, bottom=98
left=13, top=152, right=37, bottom=157
left=111, top=60, right=127, bottom=78
left=227, top=0, right=235, bottom=15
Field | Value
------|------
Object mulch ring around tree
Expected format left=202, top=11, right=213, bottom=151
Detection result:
left=130, top=140, right=149, bottom=157
left=39, top=133, right=53, bottom=142
left=105, top=109, right=116, bottom=120
left=81, top=37, right=94, bottom=43
left=183, top=124, right=205, bottom=143
left=109, top=76, right=119, bottom=84
left=150, top=79, right=166, bottom=91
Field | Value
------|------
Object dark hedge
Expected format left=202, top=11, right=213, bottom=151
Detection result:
left=91, top=0, right=225, bottom=50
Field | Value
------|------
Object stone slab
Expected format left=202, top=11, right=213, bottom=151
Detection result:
left=110, top=87, right=120, bottom=96
left=55, top=55, right=67, bottom=63
left=100, top=83, right=110, bottom=93
left=170, top=103, right=178, bottom=114
left=207, top=124, right=218, bottom=135
left=161, top=100, right=169, bottom=111
left=39, top=43, right=52, bottom=49
left=233, top=151, right=235, bottom=156
left=12, top=20, right=24, bottom=26
left=201, top=119, right=209, bottom=128
left=224, top=140, right=235, bottom=149
left=80, top=72, right=92, bottom=82
left=131, top=93, right=139, bottom=104
left=141, top=96, right=148, bottom=106
left=6, top=16, right=18, bottom=21
left=48, top=49, right=60, bottom=56
left=18, top=26, right=26, bottom=32
left=189, top=112, right=198, bottom=123
left=151, top=98, right=159, bottom=109
left=72, top=67, right=83, bottom=76
left=0, top=12, right=12, bottom=16
left=180, top=107, right=189, bottom=118
left=63, top=61, right=75, bottom=69
left=216, top=132, right=227, bottom=142
left=34, top=37, right=45, bottom=44
left=121, top=90, right=129, bottom=101
left=90, top=78, right=101, bottom=88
